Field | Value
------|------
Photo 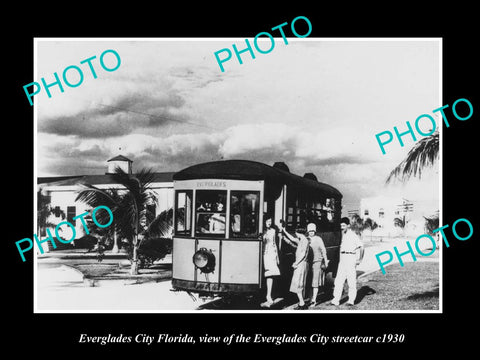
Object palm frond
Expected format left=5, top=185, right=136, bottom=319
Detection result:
left=75, top=167, right=160, bottom=246
left=110, top=167, right=156, bottom=194
left=75, top=184, right=120, bottom=208
left=144, top=208, right=174, bottom=238
left=386, top=131, right=439, bottom=183
left=135, top=167, right=156, bottom=188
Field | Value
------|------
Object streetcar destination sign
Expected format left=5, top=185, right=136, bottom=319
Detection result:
left=196, top=181, right=227, bottom=188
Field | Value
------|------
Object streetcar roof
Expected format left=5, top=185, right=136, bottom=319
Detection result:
left=173, top=160, right=342, bottom=198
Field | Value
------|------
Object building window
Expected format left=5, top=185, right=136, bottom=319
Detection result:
left=379, top=209, right=385, bottom=218
left=364, top=209, right=369, bottom=216
left=230, top=191, right=260, bottom=238
left=175, top=190, right=193, bottom=236
left=54, top=206, right=61, bottom=217
left=195, top=190, right=227, bottom=237
left=67, top=206, right=76, bottom=225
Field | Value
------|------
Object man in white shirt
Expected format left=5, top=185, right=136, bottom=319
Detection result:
left=330, top=217, right=364, bottom=306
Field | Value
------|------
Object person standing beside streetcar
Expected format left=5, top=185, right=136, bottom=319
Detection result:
left=261, top=216, right=281, bottom=307
left=330, top=217, right=364, bottom=307
left=306, top=223, right=329, bottom=307
left=281, top=225, right=311, bottom=310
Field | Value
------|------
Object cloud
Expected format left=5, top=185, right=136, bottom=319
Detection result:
left=38, top=120, right=384, bottom=177
left=168, top=65, right=225, bottom=90
left=37, top=91, right=197, bottom=138
left=37, top=134, right=112, bottom=175
left=220, top=123, right=296, bottom=157
left=218, top=123, right=377, bottom=167
left=35, top=39, right=441, bottom=218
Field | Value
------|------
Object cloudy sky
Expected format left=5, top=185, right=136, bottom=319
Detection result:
left=35, top=38, right=441, bottom=215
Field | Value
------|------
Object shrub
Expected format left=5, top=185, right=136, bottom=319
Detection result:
left=74, top=234, right=99, bottom=250
left=136, top=237, right=172, bottom=269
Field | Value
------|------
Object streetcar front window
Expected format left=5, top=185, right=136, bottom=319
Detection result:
left=195, top=190, right=227, bottom=237
left=230, top=191, right=260, bottom=238
left=175, top=190, right=193, bottom=236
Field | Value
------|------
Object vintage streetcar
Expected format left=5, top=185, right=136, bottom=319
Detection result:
left=171, top=160, right=342, bottom=298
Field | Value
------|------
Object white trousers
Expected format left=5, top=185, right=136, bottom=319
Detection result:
left=332, top=254, right=357, bottom=304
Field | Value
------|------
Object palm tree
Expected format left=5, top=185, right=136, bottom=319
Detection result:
left=424, top=214, right=439, bottom=235
left=349, top=214, right=378, bottom=237
left=393, top=217, right=406, bottom=229
left=362, top=217, right=378, bottom=232
left=349, top=214, right=364, bottom=235
left=75, top=185, right=122, bottom=253
left=386, top=130, right=439, bottom=183
left=424, top=214, right=440, bottom=249
left=75, top=167, right=158, bottom=275
left=37, top=190, right=65, bottom=251
left=135, top=207, right=176, bottom=268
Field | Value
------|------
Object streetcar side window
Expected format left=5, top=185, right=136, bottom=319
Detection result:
left=285, top=187, right=341, bottom=232
left=324, top=198, right=335, bottom=223
left=195, top=190, right=227, bottom=237
left=175, top=190, right=193, bottom=236
left=230, top=191, right=260, bottom=238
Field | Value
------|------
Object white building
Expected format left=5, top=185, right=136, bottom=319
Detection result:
left=37, top=155, right=175, bottom=251
left=360, top=196, right=413, bottom=232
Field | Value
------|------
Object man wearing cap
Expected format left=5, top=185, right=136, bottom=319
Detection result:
left=330, top=217, right=364, bottom=306
left=307, top=223, right=329, bottom=307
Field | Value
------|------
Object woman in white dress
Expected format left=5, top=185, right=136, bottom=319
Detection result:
left=262, top=216, right=280, bottom=306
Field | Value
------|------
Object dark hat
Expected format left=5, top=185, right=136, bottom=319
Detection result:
left=340, top=217, right=350, bottom=225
